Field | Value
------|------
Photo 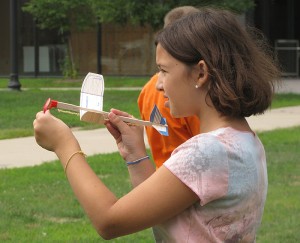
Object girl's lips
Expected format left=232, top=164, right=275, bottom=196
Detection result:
left=164, top=96, right=170, bottom=107
left=164, top=100, right=170, bottom=108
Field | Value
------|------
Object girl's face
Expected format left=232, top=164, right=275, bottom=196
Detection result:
left=155, top=44, right=202, bottom=118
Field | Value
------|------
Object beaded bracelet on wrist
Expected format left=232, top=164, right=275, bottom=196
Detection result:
left=126, top=155, right=149, bottom=166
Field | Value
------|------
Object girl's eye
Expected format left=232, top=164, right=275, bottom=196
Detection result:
left=157, top=66, right=167, bottom=75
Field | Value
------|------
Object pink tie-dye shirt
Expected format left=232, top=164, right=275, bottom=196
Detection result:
left=153, top=127, right=268, bottom=243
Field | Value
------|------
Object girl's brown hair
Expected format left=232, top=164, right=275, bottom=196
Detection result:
left=155, top=8, right=281, bottom=117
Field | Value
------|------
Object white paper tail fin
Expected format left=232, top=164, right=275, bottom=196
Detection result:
left=150, top=105, right=168, bottom=136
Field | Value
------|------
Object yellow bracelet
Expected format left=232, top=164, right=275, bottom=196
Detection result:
left=64, top=151, right=86, bottom=176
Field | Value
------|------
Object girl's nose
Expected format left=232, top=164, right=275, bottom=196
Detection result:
left=156, top=73, right=164, bottom=92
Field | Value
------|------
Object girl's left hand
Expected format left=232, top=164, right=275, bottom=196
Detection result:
left=105, top=109, right=147, bottom=162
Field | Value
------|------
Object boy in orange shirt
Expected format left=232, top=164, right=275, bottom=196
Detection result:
left=138, top=6, right=200, bottom=168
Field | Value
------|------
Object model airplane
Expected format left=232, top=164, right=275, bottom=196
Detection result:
left=43, top=73, right=168, bottom=136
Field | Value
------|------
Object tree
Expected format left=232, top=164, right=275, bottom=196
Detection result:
left=91, top=0, right=255, bottom=30
left=22, top=0, right=97, bottom=78
left=23, top=0, right=255, bottom=77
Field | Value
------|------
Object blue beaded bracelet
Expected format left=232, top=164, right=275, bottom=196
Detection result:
left=126, top=155, right=149, bottom=166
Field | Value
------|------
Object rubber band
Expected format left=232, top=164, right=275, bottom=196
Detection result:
left=57, top=109, right=80, bottom=116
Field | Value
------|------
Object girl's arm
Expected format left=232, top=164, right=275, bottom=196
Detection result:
left=34, top=110, right=199, bottom=240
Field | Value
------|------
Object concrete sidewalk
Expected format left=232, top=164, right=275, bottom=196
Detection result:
left=0, top=128, right=125, bottom=169
left=246, top=106, right=300, bottom=131
left=0, top=78, right=300, bottom=169
left=1, top=105, right=300, bottom=169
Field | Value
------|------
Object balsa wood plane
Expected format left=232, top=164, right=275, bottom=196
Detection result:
left=43, top=72, right=168, bottom=136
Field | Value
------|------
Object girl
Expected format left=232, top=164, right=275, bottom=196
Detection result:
left=34, top=8, right=280, bottom=242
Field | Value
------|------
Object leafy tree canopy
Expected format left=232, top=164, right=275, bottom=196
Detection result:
left=23, top=0, right=255, bottom=33
left=22, top=0, right=255, bottom=78
left=93, top=0, right=254, bottom=29
left=22, top=0, right=96, bottom=34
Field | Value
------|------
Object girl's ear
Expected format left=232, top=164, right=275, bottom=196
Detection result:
left=195, top=60, right=209, bottom=88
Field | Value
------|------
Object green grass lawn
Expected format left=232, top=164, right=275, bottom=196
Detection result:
left=0, top=76, right=150, bottom=139
left=257, top=127, right=300, bottom=243
left=271, top=93, right=300, bottom=109
left=0, top=91, right=299, bottom=140
left=0, top=127, right=299, bottom=242
left=0, top=153, right=153, bottom=242
left=0, top=89, right=142, bottom=139
left=0, top=77, right=300, bottom=241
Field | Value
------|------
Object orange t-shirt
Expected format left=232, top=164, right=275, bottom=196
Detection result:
left=138, top=73, right=200, bottom=168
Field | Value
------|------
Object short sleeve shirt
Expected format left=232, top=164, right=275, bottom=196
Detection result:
left=154, top=127, right=268, bottom=242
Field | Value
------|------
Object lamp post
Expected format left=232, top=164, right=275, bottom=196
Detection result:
left=97, top=22, right=102, bottom=74
left=8, top=0, right=21, bottom=91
